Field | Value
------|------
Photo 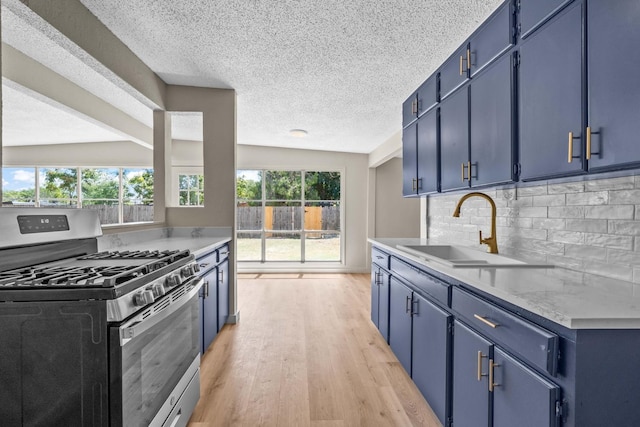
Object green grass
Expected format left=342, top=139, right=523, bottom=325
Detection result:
left=237, top=236, right=340, bottom=261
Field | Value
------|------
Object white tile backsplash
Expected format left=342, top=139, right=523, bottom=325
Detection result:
left=426, top=173, right=640, bottom=283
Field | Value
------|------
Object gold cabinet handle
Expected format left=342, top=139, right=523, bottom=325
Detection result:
left=412, top=178, right=417, bottom=191
left=417, top=178, right=422, bottom=191
left=467, top=48, right=472, bottom=72
left=586, top=126, right=592, bottom=160
left=461, top=162, right=471, bottom=182
left=568, top=131, right=574, bottom=163
left=459, top=55, right=464, bottom=75
left=461, top=163, right=465, bottom=181
left=477, top=351, right=488, bottom=381
left=468, top=161, right=472, bottom=180
left=474, top=314, right=499, bottom=328
left=489, top=359, right=500, bottom=392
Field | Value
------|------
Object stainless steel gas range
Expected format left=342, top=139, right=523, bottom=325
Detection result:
left=0, top=208, right=203, bottom=427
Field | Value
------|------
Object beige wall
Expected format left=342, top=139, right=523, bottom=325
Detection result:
left=3, top=141, right=153, bottom=166
left=374, top=157, right=420, bottom=238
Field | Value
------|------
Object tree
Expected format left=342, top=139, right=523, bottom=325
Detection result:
left=265, top=171, right=301, bottom=200
left=236, top=173, right=262, bottom=201
left=305, top=172, right=340, bottom=201
left=81, top=169, right=119, bottom=202
left=41, top=168, right=77, bottom=203
left=127, top=169, right=154, bottom=204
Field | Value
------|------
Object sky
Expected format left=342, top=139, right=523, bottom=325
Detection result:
left=2, top=168, right=36, bottom=191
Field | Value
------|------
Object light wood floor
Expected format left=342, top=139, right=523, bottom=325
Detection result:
left=188, top=273, right=441, bottom=427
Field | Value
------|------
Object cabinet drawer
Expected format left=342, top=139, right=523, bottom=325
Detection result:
left=372, top=247, right=390, bottom=270
left=390, top=257, right=450, bottom=307
left=197, top=250, right=217, bottom=274
left=452, top=287, right=558, bottom=376
left=217, top=244, right=230, bottom=263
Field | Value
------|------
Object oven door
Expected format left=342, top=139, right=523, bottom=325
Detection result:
left=109, top=277, right=203, bottom=427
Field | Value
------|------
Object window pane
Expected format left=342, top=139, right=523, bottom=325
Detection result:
left=237, top=232, right=262, bottom=261
left=265, top=202, right=301, bottom=230
left=237, top=170, right=262, bottom=200
left=305, top=232, right=341, bottom=261
left=305, top=202, right=340, bottom=232
left=265, top=232, right=301, bottom=261
left=39, top=168, right=77, bottom=205
left=265, top=171, right=301, bottom=200
left=237, top=201, right=262, bottom=230
left=81, top=168, right=119, bottom=200
left=2, top=167, right=36, bottom=206
left=305, top=172, right=340, bottom=201
left=123, top=169, right=154, bottom=223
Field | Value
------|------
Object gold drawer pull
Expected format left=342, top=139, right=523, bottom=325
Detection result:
left=586, top=126, right=592, bottom=160
left=568, top=131, right=574, bottom=163
left=489, top=359, right=500, bottom=392
left=477, top=351, right=488, bottom=381
left=459, top=55, right=464, bottom=75
left=474, top=314, right=499, bottom=328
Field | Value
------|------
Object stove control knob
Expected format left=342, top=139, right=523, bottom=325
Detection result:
left=193, top=263, right=201, bottom=273
left=164, top=274, right=179, bottom=290
left=133, top=290, right=155, bottom=307
left=181, top=265, right=194, bottom=277
left=151, top=283, right=165, bottom=298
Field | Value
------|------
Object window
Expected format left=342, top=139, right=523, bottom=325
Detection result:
left=178, top=174, right=204, bottom=206
left=236, top=170, right=341, bottom=263
left=2, top=167, right=154, bottom=224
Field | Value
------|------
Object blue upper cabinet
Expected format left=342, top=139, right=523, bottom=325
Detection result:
left=402, top=121, right=419, bottom=196
left=469, top=53, right=515, bottom=187
left=440, top=44, right=470, bottom=100
left=519, top=2, right=584, bottom=181
left=440, top=87, right=470, bottom=192
left=519, top=0, right=574, bottom=39
left=416, top=108, right=439, bottom=194
left=402, top=74, right=438, bottom=129
left=586, top=0, right=640, bottom=172
left=468, top=1, right=515, bottom=78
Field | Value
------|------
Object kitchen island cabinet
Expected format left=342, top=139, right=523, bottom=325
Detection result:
left=370, top=238, right=640, bottom=427
left=197, top=242, right=230, bottom=353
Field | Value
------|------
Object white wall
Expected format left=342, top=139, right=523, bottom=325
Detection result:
left=238, top=144, right=370, bottom=273
left=374, top=157, right=420, bottom=238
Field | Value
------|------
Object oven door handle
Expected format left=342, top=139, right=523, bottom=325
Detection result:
left=119, top=276, right=204, bottom=346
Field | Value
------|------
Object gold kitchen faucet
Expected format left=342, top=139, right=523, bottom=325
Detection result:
left=452, top=192, right=498, bottom=254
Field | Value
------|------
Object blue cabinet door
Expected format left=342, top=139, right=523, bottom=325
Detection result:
left=389, top=277, right=413, bottom=375
left=371, top=265, right=380, bottom=329
left=411, top=293, right=452, bottom=426
left=402, top=121, right=418, bottom=196
left=416, top=75, right=438, bottom=117
left=402, top=93, right=418, bottom=128
left=441, top=44, right=470, bottom=100
left=587, top=0, right=640, bottom=171
left=452, top=321, right=491, bottom=427
left=492, top=348, right=560, bottom=427
left=470, top=53, right=515, bottom=187
left=519, top=2, right=584, bottom=181
left=519, top=0, right=574, bottom=39
left=201, top=268, right=218, bottom=353
left=416, top=107, right=439, bottom=194
left=378, top=269, right=390, bottom=343
left=469, top=1, right=514, bottom=77
left=198, top=287, right=205, bottom=353
left=440, top=87, right=470, bottom=191
left=217, top=259, right=229, bottom=333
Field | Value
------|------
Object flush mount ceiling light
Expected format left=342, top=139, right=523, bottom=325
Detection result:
left=289, top=129, right=308, bottom=138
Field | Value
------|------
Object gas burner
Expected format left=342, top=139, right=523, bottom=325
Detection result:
left=0, top=265, right=145, bottom=288
left=78, top=250, right=181, bottom=260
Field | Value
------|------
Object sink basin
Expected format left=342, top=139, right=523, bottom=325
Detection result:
left=396, top=245, right=553, bottom=269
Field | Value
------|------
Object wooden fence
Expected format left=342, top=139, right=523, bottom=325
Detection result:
left=83, top=204, right=154, bottom=224
left=237, top=206, right=340, bottom=235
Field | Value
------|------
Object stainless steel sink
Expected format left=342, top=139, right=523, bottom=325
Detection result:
left=396, top=245, right=553, bottom=269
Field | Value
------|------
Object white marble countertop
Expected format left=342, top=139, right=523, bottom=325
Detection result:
left=370, top=238, right=640, bottom=330
left=98, top=227, right=232, bottom=258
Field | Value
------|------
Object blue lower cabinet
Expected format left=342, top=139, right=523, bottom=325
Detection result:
left=452, top=320, right=561, bottom=427
left=411, top=293, right=451, bottom=426
left=452, top=321, right=491, bottom=427
left=201, top=267, right=218, bottom=353
left=371, top=264, right=391, bottom=342
left=217, top=259, right=229, bottom=333
left=389, top=277, right=413, bottom=374
left=492, top=348, right=560, bottom=427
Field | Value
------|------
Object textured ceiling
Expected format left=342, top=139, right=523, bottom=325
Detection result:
left=78, top=0, right=503, bottom=153
left=2, top=0, right=504, bottom=154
